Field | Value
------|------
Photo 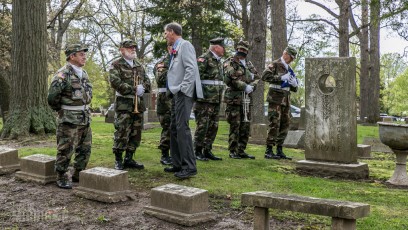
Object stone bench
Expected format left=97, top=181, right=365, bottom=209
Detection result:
left=241, top=191, right=370, bottom=230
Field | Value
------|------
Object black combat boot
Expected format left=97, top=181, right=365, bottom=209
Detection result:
left=160, top=149, right=172, bottom=165
left=56, top=172, right=72, bottom=189
left=229, top=151, right=241, bottom=159
left=114, top=151, right=124, bottom=170
left=72, top=169, right=81, bottom=182
left=276, top=146, right=292, bottom=160
left=238, top=149, right=255, bottom=159
left=195, top=146, right=209, bottom=161
left=264, top=145, right=279, bottom=159
left=203, top=148, right=222, bottom=160
left=124, top=151, right=145, bottom=169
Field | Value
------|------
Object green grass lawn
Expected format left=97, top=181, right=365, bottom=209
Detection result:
left=5, top=117, right=408, bottom=229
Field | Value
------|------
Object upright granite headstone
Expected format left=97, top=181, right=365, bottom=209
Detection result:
left=15, top=154, right=56, bottom=184
left=0, top=147, right=20, bottom=175
left=362, top=137, right=392, bottom=153
left=296, top=57, right=369, bottom=179
left=144, top=183, right=216, bottom=226
left=147, top=92, right=159, bottom=122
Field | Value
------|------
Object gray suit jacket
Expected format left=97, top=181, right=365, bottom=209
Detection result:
left=168, top=39, right=203, bottom=99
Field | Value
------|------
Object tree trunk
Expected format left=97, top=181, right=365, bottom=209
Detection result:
left=367, top=0, right=381, bottom=123
left=271, top=0, right=288, bottom=60
left=248, top=0, right=267, bottom=123
left=336, top=0, right=350, bottom=57
left=190, top=6, right=202, bottom=57
left=1, top=0, right=56, bottom=139
left=359, top=0, right=370, bottom=122
left=0, top=75, right=10, bottom=124
left=241, top=0, right=250, bottom=40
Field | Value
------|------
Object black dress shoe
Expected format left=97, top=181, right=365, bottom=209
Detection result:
left=164, top=166, right=181, bottom=173
left=204, top=149, right=222, bottom=161
left=238, top=151, right=255, bottom=159
left=174, top=168, right=197, bottom=179
left=123, top=159, right=145, bottom=169
left=160, top=157, right=173, bottom=165
left=196, top=154, right=209, bottom=161
left=229, top=152, right=241, bottom=159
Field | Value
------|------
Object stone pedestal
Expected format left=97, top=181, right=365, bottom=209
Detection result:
left=144, top=183, right=216, bottom=226
left=357, top=144, right=372, bottom=159
left=387, top=150, right=408, bottom=186
left=296, top=160, right=369, bottom=179
left=283, top=130, right=305, bottom=149
left=15, top=154, right=56, bottom=184
left=362, top=137, right=392, bottom=153
left=0, top=148, right=20, bottom=175
left=74, top=167, right=134, bottom=203
left=249, top=123, right=268, bottom=145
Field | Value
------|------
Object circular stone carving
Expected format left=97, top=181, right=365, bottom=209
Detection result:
left=318, top=74, right=336, bottom=95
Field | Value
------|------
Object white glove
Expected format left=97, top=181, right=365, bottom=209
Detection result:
left=245, top=85, right=254, bottom=94
left=136, top=84, right=145, bottom=96
left=288, top=75, right=298, bottom=87
left=281, top=73, right=290, bottom=81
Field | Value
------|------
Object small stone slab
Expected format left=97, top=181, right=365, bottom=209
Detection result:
left=15, top=154, right=56, bottom=184
left=144, top=183, right=216, bottom=226
left=105, top=110, right=115, bottom=123
left=296, top=160, right=369, bottom=179
left=0, top=147, right=20, bottom=175
left=362, top=137, right=392, bottom=153
left=283, top=130, right=305, bottom=149
left=74, top=167, right=134, bottom=203
left=357, top=144, right=372, bottom=159
left=241, top=191, right=370, bottom=220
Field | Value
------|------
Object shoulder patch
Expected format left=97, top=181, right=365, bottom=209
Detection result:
left=197, top=58, right=205, bottom=62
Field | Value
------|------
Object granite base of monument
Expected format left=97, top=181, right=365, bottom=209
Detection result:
left=15, top=154, right=56, bottom=184
left=249, top=124, right=268, bottom=145
left=74, top=167, right=134, bottom=203
left=283, top=130, right=305, bottom=149
left=144, top=183, right=216, bottom=226
left=0, top=148, right=20, bottom=175
left=296, top=160, right=369, bottom=179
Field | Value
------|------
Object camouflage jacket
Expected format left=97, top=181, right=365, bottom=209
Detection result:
left=47, top=63, right=92, bottom=125
left=223, top=56, right=259, bottom=105
left=153, top=55, right=171, bottom=114
left=196, top=50, right=224, bottom=104
left=261, top=58, right=298, bottom=105
left=109, top=57, right=151, bottom=112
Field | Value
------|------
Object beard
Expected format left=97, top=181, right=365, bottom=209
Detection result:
left=122, top=50, right=136, bottom=60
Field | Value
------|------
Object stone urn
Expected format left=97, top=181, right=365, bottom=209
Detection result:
left=378, top=122, right=408, bottom=186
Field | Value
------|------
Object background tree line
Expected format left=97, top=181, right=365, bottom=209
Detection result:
left=0, top=0, right=407, bottom=138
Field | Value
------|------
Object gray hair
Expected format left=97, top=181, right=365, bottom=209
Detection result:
left=164, top=22, right=182, bottom=36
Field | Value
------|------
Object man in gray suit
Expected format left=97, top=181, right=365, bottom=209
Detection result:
left=163, top=22, right=203, bottom=179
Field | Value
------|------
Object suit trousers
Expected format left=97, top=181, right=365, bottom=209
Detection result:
left=170, top=91, right=196, bottom=170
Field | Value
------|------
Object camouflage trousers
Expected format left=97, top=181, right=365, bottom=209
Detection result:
left=157, top=110, right=171, bottom=151
left=266, top=102, right=291, bottom=146
left=113, top=111, right=143, bottom=153
left=225, top=104, right=251, bottom=152
left=55, top=123, right=92, bottom=173
left=193, top=102, right=220, bottom=150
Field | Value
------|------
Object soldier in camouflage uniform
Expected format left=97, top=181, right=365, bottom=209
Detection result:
left=223, top=40, right=260, bottom=159
left=153, top=45, right=172, bottom=165
left=108, top=39, right=151, bottom=170
left=194, top=38, right=225, bottom=161
left=262, top=46, right=298, bottom=160
left=47, top=44, right=92, bottom=189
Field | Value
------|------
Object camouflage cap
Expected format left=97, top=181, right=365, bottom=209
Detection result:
left=65, top=44, right=88, bottom=60
left=285, top=46, right=297, bottom=59
left=236, top=40, right=250, bottom=51
left=209, top=37, right=225, bottom=47
left=120, top=39, right=137, bottom=48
